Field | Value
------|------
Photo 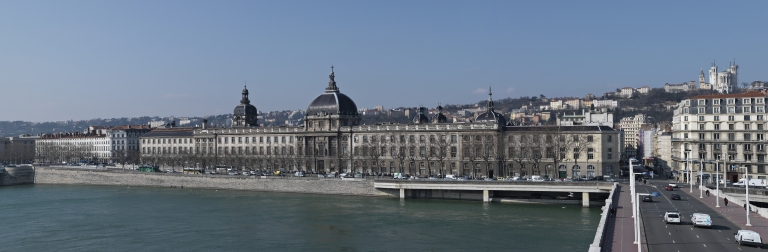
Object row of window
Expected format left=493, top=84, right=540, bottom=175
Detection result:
left=684, top=133, right=766, bottom=141
left=687, top=97, right=765, bottom=106
left=684, top=106, right=766, bottom=114
left=685, top=122, right=765, bottom=131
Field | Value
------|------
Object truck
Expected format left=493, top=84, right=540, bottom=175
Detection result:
left=733, top=179, right=768, bottom=188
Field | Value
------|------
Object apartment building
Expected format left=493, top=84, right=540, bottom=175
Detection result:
left=672, top=91, right=768, bottom=182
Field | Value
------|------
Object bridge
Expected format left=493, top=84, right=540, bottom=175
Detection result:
left=374, top=180, right=614, bottom=206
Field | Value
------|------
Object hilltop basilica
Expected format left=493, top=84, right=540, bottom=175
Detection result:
left=699, top=61, right=739, bottom=94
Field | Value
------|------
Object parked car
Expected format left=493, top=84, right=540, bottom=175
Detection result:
left=691, top=213, right=712, bottom=228
left=735, top=230, right=763, bottom=247
left=444, top=174, right=457, bottom=180
left=642, top=195, right=653, bottom=202
left=671, top=194, right=681, bottom=200
left=665, top=185, right=674, bottom=191
left=664, top=211, right=682, bottom=224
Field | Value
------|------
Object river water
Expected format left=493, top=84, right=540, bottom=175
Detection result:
left=0, top=185, right=601, bottom=251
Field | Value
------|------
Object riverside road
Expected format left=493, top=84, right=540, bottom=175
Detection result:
left=637, top=182, right=762, bottom=251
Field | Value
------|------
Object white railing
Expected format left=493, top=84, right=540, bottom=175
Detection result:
left=589, top=182, right=617, bottom=252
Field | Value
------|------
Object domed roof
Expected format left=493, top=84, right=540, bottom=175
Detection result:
left=234, top=103, right=258, bottom=115
left=307, top=92, right=359, bottom=116
left=474, top=86, right=505, bottom=125
left=306, top=67, right=359, bottom=116
left=475, top=110, right=506, bottom=125
left=234, top=85, right=258, bottom=116
left=432, top=103, right=447, bottom=123
left=432, top=113, right=447, bottom=123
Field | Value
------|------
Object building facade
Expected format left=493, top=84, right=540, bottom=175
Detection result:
left=618, top=114, right=648, bottom=159
left=133, top=69, right=621, bottom=179
left=671, top=91, right=768, bottom=182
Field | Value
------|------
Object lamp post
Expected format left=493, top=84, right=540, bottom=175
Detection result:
left=744, top=166, right=752, bottom=226
left=635, top=192, right=651, bottom=252
left=723, top=158, right=728, bottom=188
left=715, top=160, right=720, bottom=207
left=700, top=159, right=704, bottom=198
left=684, top=149, right=691, bottom=192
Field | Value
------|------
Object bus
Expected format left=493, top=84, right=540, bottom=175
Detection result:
left=137, top=165, right=161, bottom=172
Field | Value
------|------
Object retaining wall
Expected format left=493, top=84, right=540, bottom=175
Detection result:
left=35, top=168, right=395, bottom=197
left=1, top=166, right=36, bottom=186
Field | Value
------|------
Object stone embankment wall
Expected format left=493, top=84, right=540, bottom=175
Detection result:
left=1, top=166, right=36, bottom=186
left=36, top=168, right=396, bottom=197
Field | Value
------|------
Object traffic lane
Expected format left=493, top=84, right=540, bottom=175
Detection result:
left=637, top=186, right=724, bottom=252
left=646, top=185, right=753, bottom=252
left=639, top=184, right=764, bottom=251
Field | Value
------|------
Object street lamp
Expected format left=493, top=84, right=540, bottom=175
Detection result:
left=743, top=165, right=752, bottom=227
left=715, top=159, right=720, bottom=207
left=685, top=149, right=693, bottom=193
left=699, top=159, right=704, bottom=198
left=635, top=192, right=651, bottom=252
left=723, top=158, right=728, bottom=188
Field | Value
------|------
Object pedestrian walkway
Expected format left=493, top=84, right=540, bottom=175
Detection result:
left=677, top=184, right=768, bottom=240
left=603, top=184, right=637, bottom=252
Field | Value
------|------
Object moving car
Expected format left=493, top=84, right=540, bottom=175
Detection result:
left=665, top=185, right=674, bottom=191
left=735, top=230, right=762, bottom=247
left=691, top=213, right=712, bottom=228
left=669, top=183, right=678, bottom=188
left=642, top=195, right=653, bottom=202
left=664, top=211, right=682, bottom=224
left=671, top=194, right=681, bottom=200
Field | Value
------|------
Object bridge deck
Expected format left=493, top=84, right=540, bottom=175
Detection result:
left=373, top=180, right=613, bottom=193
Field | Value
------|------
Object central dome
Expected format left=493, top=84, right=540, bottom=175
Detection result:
left=306, top=92, right=359, bottom=116
left=306, top=67, right=359, bottom=116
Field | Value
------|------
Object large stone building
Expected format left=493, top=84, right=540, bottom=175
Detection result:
left=136, top=68, right=621, bottom=179
left=672, top=91, right=768, bottom=182
left=35, top=125, right=151, bottom=164
left=1, top=135, right=39, bottom=165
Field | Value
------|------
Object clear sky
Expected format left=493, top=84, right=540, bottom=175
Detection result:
left=2, top=1, right=767, bottom=122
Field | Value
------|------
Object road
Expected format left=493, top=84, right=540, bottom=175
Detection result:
left=637, top=183, right=763, bottom=251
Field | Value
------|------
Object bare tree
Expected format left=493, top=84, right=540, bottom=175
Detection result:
left=365, top=135, right=383, bottom=176
left=435, top=134, right=451, bottom=177
left=545, top=127, right=576, bottom=179
left=511, top=134, right=527, bottom=178
left=480, top=134, right=496, bottom=178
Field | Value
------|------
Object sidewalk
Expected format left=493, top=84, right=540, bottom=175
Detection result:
left=678, top=184, right=768, bottom=239
left=603, top=184, right=637, bottom=252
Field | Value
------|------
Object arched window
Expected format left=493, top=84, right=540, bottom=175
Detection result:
left=572, top=165, right=581, bottom=179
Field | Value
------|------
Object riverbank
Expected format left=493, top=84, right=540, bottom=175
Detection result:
left=35, top=167, right=395, bottom=197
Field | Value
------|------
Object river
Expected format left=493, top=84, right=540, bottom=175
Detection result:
left=0, top=185, right=600, bottom=251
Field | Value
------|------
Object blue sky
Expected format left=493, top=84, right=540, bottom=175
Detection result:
left=1, top=1, right=767, bottom=122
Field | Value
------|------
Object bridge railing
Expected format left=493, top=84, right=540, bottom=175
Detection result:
left=589, top=183, right=617, bottom=252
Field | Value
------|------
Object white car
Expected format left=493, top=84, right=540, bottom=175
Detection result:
left=668, top=183, right=678, bottom=188
left=735, top=230, right=762, bottom=247
left=691, top=213, right=712, bottom=228
left=664, top=211, right=681, bottom=224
